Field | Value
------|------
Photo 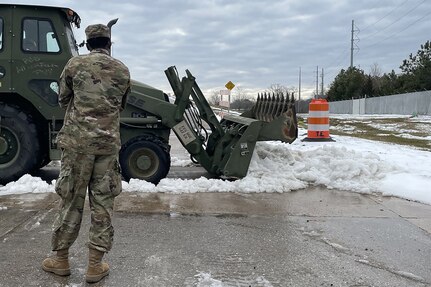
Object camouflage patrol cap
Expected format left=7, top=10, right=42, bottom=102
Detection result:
left=85, top=24, right=110, bottom=40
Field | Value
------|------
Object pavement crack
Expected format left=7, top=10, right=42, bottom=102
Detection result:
left=0, top=196, right=58, bottom=239
left=24, top=207, right=53, bottom=231
left=300, top=227, right=352, bottom=255
left=300, top=225, right=430, bottom=285
left=355, top=258, right=429, bottom=284
left=321, top=237, right=351, bottom=254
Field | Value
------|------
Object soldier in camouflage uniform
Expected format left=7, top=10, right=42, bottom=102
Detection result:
left=42, top=23, right=130, bottom=283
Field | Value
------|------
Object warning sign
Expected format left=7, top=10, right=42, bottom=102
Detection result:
left=225, top=81, right=235, bottom=90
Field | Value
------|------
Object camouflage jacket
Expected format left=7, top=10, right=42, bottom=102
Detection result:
left=57, top=48, right=130, bottom=155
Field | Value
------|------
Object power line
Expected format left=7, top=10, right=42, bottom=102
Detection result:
left=324, top=24, right=355, bottom=81
left=360, top=0, right=408, bottom=31
left=323, top=50, right=349, bottom=85
left=325, top=20, right=359, bottom=82
left=361, top=0, right=426, bottom=41
left=326, top=49, right=349, bottom=71
left=363, top=9, right=431, bottom=49
left=320, top=1, right=429, bottom=90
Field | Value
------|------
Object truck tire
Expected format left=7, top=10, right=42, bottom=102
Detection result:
left=0, top=104, right=40, bottom=184
left=119, top=136, right=171, bottom=184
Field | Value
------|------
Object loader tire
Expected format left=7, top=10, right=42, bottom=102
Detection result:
left=0, top=104, right=40, bottom=184
left=120, top=136, right=171, bottom=184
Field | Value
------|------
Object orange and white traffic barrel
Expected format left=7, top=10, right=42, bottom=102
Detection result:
left=303, top=99, right=334, bottom=141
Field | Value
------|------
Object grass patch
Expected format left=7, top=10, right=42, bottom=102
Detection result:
left=299, top=116, right=431, bottom=151
left=297, top=117, right=307, bottom=129
left=331, top=129, right=431, bottom=151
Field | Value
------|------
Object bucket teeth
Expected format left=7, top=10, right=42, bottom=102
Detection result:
left=275, top=93, right=284, bottom=117
left=262, top=93, right=270, bottom=121
left=268, top=94, right=277, bottom=122
left=253, top=92, right=295, bottom=122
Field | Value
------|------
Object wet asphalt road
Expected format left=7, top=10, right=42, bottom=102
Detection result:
left=1, top=135, right=431, bottom=286
left=0, top=188, right=430, bottom=287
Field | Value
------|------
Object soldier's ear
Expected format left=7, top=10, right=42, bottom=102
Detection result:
left=106, top=39, right=112, bottom=49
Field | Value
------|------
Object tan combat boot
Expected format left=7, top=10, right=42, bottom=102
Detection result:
left=41, top=249, right=71, bottom=276
left=85, top=248, right=110, bottom=283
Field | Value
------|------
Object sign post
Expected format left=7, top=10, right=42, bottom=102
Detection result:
left=219, top=89, right=230, bottom=110
left=225, top=81, right=235, bottom=113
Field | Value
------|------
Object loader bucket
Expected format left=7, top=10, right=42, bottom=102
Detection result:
left=217, top=93, right=298, bottom=178
left=163, top=67, right=298, bottom=179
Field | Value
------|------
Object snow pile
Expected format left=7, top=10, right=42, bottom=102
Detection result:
left=123, top=132, right=431, bottom=205
left=1, top=128, right=430, bottom=205
left=259, top=142, right=394, bottom=192
left=0, top=174, right=54, bottom=196
left=122, top=141, right=392, bottom=194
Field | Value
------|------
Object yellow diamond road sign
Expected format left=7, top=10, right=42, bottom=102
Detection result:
left=225, top=81, right=235, bottom=90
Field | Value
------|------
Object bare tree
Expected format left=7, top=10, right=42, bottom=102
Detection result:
left=266, top=84, right=297, bottom=98
left=233, top=86, right=249, bottom=101
left=266, top=84, right=289, bottom=95
left=369, top=62, right=383, bottom=96
left=231, top=85, right=254, bottom=111
left=207, top=90, right=220, bottom=106
left=369, top=63, right=382, bottom=77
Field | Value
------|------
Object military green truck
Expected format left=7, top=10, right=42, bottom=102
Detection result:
left=0, top=4, right=298, bottom=185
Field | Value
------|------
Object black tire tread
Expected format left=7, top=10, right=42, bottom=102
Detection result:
left=0, top=103, right=41, bottom=184
left=119, top=135, right=171, bottom=184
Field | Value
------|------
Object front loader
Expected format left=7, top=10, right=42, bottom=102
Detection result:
left=0, top=4, right=297, bottom=185
left=128, top=66, right=298, bottom=179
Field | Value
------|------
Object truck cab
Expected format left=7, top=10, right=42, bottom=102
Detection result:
left=0, top=4, right=171, bottom=184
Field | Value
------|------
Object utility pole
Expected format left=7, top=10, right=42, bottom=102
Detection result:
left=315, top=66, right=319, bottom=99
left=321, top=67, right=324, bottom=97
left=350, top=20, right=354, bottom=68
left=298, top=67, right=301, bottom=112
left=298, top=67, right=301, bottom=102
left=350, top=20, right=359, bottom=68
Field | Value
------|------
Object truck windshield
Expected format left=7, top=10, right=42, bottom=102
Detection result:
left=65, top=24, right=78, bottom=56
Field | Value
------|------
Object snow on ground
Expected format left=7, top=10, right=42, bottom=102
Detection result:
left=195, top=272, right=273, bottom=287
left=1, top=126, right=430, bottom=205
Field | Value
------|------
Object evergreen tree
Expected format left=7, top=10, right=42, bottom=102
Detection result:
left=399, top=40, right=431, bottom=91
left=327, top=67, right=367, bottom=101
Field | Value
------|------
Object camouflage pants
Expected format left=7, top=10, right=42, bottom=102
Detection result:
left=51, top=149, right=122, bottom=253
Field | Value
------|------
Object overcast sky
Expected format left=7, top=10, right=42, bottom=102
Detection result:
left=11, top=0, right=431, bottom=98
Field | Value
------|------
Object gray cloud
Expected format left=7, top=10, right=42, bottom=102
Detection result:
left=11, top=0, right=431, bottom=97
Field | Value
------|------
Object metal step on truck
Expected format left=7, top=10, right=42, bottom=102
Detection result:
left=0, top=4, right=298, bottom=185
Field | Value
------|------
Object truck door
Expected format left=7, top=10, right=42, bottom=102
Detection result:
left=10, top=6, right=67, bottom=119
left=0, top=7, right=12, bottom=93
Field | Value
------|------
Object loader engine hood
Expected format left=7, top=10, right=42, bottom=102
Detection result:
left=130, top=80, right=167, bottom=101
